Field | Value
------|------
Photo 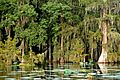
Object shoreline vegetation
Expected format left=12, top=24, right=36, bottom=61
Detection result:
left=0, top=0, right=120, bottom=66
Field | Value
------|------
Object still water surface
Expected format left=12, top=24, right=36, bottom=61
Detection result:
left=0, top=63, right=120, bottom=80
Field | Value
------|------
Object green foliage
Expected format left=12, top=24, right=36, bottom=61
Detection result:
left=0, top=37, right=20, bottom=64
left=108, top=30, right=120, bottom=54
left=67, top=39, right=85, bottom=62
left=1, top=14, right=16, bottom=29
left=108, top=52, right=119, bottom=62
left=14, top=4, right=38, bottom=39
left=25, top=22, right=47, bottom=46
left=0, top=0, right=17, bottom=13
left=16, top=4, right=37, bottom=18
left=41, top=1, right=72, bottom=28
left=25, top=50, right=44, bottom=65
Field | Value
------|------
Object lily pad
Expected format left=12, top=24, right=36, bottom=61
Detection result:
left=53, top=77, right=61, bottom=80
left=0, top=76, right=8, bottom=78
left=70, top=75, right=84, bottom=78
left=77, top=73, right=86, bottom=76
left=7, top=71, right=18, bottom=76
left=27, top=73, right=38, bottom=76
left=5, top=78, right=16, bottom=80
left=61, top=78, right=71, bottom=80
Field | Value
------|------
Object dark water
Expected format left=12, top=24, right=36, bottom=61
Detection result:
left=0, top=63, right=120, bottom=80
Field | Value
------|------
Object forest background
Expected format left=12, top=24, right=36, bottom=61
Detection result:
left=0, top=0, right=120, bottom=65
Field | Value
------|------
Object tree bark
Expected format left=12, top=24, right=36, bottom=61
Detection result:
left=60, top=16, right=64, bottom=63
left=60, top=33, right=64, bottom=63
left=48, top=38, right=52, bottom=62
left=5, top=27, right=11, bottom=38
left=21, top=39, right=25, bottom=63
left=98, top=7, right=108, bottom=63
left=91, top=47, right=93, bottom=60
left=61, top=34, right=64, bottom=55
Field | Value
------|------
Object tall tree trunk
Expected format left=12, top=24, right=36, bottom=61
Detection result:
left=47, top=23, right=53, bottom=63
left=60, top=33, right=64, bottom=63
left=98, top=6, right=108, bottom=63
left=21, top=39, right=25, bottom=63
left=91, top=47, right=93, bottom=61
left=60, top=16, right=64, bottom=63
left=66, top=36, right=69, bottom=62
left=48, top=38, right=52, bottom=62
left=61, top=34, right=64, bottom=55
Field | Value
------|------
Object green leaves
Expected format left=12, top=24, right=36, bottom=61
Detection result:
left=42, top=2, right=71, bottom=13
left=1, top=14, right=16, bottom=28
left=41, top=2, right=72, bottom=21
left=17, top=4, right=37, bottom=17
left=108, top=30, right=120, bottom=53
left=26, top=22, right=47, bottom=46
left=103, top=0, right=107, bottom=3
left=0, top=37, right=20, bottom=64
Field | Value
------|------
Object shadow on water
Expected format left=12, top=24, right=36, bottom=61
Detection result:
left=0, top=63, right=120, bottom=80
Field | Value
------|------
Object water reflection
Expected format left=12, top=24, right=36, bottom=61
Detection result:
left=98, top=63, right=108, bottom=74
left=0, top=63, right=120, bottom=80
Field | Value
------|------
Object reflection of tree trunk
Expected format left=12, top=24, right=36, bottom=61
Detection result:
left=98, top=63, right=108, bottom=74
left=98, top=7, right=108, bottom=63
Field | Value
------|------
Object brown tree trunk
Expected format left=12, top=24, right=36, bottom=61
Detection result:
left=49, top=38, right=52, bottom=62
left=60, top=34, right=64, bottom=63
left=5, top=27, right=11, bottom=38
left=60, top=15, right=64, bottom=63
left=91, top=47, right=93, bottom=60
left=98, top=7, right=108, bottom=63
left=66, top=36, right=69, bottom=62
left=21, top=39, right=25, bottom=63
left=61, top=34, right=64, bottom=55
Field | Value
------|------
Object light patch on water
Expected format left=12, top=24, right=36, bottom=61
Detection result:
left=17, top=71, right=28, bottom=73
left=87, top=73, right=96, bottom=75
left=77, top=73, right=86, bottom=76
left=61, top=77, right=71, bottom=80
left=20, top=77, right=32, bottom=79
left=33, top=78, right=42, bottom=80
left=31, top=70, right=44, bottom=73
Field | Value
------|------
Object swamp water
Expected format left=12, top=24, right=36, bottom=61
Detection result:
left=0, top=63, right=120, bottom=80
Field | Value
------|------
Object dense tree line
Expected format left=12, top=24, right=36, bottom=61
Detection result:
left=0, top=0, right=120, bottom=65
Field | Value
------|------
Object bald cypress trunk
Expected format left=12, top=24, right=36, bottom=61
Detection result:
left=49, top=38, right=52, bottom=62
left=21, top=39, right=25, bottom=63
left=60, top=15, right=64, bottom=63
left=98, top=7, right=108, bottom=63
